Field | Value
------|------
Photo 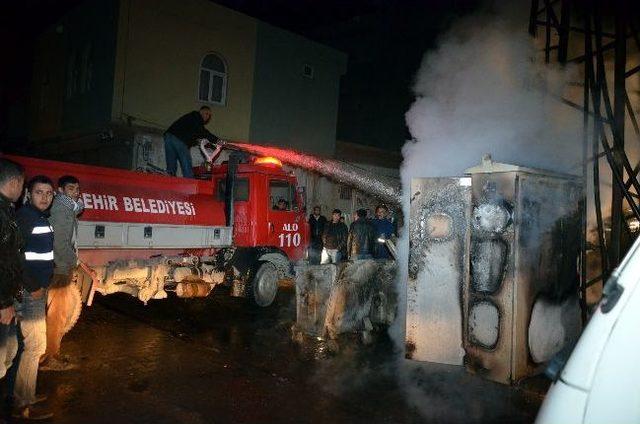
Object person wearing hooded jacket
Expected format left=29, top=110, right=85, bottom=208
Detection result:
left=40, top=175, right=84, bottom=371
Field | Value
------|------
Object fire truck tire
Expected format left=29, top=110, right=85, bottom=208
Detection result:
left=246, top=262, right=279, bottom=307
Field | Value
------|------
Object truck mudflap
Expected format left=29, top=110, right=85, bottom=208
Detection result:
left=294, top=259, right=397, bottom=340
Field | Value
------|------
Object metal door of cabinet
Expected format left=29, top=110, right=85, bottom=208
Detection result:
left=406, top=177, right=472, bottom=365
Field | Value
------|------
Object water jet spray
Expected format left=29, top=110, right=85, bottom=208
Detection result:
left=223, top=141, right=401, bottom=206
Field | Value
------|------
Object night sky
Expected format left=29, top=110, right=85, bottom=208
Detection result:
left=1, top=0, right=479, bottom=152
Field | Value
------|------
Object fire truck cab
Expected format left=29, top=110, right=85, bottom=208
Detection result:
left=211, top=156, right=307, bottom=261
left=5, top=152, right=309, bottom=309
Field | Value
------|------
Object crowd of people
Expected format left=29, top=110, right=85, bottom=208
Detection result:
left=0, top=158, right=83, bottom=420
left=308, top=204, right=396, bottom=265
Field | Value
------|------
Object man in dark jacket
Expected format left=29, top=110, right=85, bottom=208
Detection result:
left=347, top=209, right=376, bottom=260
left=164, top=106, right=219, bottom=178
left=307, top=206, right=326, bottom=265
left=322, top=209, right=348, bottom=264
left=41, top=175, right=84, bottom=371
left=0, top=159, right=25, bottom=381
left=12, top=175, right=55, bottom=420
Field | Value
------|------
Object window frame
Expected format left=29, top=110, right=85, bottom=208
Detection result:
left=198, top=52, right=228, bottom=106
left=269, top=179, right=298, bottom=212
left=216, top=177, right=249, bottom=202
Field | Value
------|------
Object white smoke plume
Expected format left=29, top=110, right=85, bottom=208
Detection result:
left=392, top=1, right=583, bottom=345
left=388, top=2, right=584, bottom=419
left=403, top=17, right=582, bottom=180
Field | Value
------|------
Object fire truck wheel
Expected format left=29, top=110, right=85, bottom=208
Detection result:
left=62, top=284, right=83, bottom=334
left=247, top=262, right=279, bottom=307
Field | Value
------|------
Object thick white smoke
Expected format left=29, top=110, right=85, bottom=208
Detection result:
left=392, top=3, right=583, bottom=346
left=403, top=18, right=582, bottom=180
left=388, top=4, right=584, bottom=419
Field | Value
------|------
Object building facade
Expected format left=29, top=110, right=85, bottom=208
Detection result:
left=29, top=0, right=399, bottom=221
left=30, top=0, right=346, bottom=155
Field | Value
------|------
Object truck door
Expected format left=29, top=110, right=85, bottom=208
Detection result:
left=216, top=176, right=252, bottom=244
left=267, top=179, right=302, bottom=256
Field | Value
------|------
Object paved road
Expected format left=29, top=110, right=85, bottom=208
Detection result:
left=36, top=288, right=545, bottom=423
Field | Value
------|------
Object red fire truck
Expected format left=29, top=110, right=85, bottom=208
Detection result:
left=5, top=152, right=309, bottom=309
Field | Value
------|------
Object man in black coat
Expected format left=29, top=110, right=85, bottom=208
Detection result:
left=164, top=106, right=219, bottom=178
left=322, top=209, right=348, bottom=263
left=0, top=159, right=25, bottom=381
left=307, top=206, right=326, bottom=265
left=347, top=209, right=376, bottom=260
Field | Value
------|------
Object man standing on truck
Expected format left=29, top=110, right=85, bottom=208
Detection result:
left=308, top=206, right=326, bottom=265
left=164, top=106, right=219, bottom=178
left=347, top=209, right=376, bottom=260
left=0, top=159, right=25, bottom=381
left=40, top=175, right=84, bottom=372
left=11, top=175, right=55, bottom=420
left=322, top=209, right=348, bottom=264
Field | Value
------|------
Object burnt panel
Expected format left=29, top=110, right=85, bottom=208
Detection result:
left=472, top=203, right=512, bottom=234
left=407, top=177, right=472, bottom=365
left=468, top=300, right=500, bottom=349
left=513, top=174, right=582, bottom=380
left=424, top=213, right=453, bottom=240
left=471, top=239, right=508, bottom=294
left=464, top=172, right=517, bottom=385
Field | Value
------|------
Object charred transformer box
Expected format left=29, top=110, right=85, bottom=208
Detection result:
left=295, top=261, right=398, bottom=339
left=406, top=156, right=582, bottom=384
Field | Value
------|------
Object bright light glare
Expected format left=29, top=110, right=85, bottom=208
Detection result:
left=254, top=156, right=282, bottom=167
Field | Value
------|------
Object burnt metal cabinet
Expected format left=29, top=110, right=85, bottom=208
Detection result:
left=407, top=158, right=582, bottom=384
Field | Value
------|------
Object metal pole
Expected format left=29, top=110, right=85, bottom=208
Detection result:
left=529, top=0, right=540, bottom=36
left=558, top=0, right=571, bottom=63
left=579, top=3, right=591, bottom=324
left=587, top=9, right=610, bottom=279
left=609, top=3, right=627, bottom=267
left=544, top=0, right=552, bottom=62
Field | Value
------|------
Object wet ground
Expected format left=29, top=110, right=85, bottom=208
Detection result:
left=34, top=287, right=547, bottom=423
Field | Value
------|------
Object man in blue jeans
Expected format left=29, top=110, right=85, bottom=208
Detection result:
left=321, top=209, right=348, bottom=264
left=12, top=175, right=56, bottom=420
left=164, top=106, right=220, bottom=178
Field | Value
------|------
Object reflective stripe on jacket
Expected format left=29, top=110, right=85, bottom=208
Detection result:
left=16, top=204, right=54, bottom=292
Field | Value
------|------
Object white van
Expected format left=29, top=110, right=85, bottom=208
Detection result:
left=536, top=237, right=640, bottom=423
